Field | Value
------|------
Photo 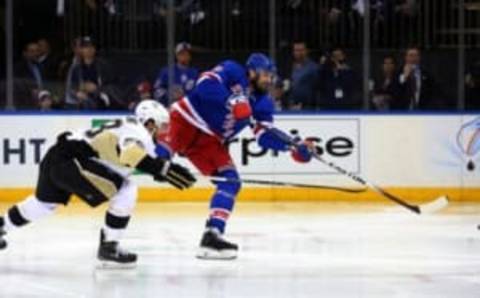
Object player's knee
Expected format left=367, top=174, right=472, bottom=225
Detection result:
left=216, top=169, right=241, bottom=197
left=18, top=195, right=59, bottom=221
left=108, top=180, right=138, bottom=217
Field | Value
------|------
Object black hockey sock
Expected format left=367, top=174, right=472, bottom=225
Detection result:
left=102, top=212, right=130, bottom=243
left=105, top=212, right=130, bottom=230
left=7, top=205, right=29, bottom=228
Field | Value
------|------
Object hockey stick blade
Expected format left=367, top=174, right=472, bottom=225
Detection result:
left=418, top=195, right=450, bottom=214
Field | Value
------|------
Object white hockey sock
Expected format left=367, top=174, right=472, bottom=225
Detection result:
left=4, top=195, right=58, bottom=232
left=102, top=226, right=125, bottom=243
left=101, top=180, right=137, bottom=242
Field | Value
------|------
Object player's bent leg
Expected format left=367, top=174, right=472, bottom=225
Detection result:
left=197, top=168, right=240, bottom=260
left=49, top=156, right=136, bottom=267
left=0, top=195, right=59, bottom=250
left=97, top=180, right=138, bottom=268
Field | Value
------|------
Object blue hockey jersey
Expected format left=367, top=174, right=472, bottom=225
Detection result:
left=171, top=60, right=275, bottom=141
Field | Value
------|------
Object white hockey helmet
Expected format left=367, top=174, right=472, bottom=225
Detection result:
left=134, top=100, right=170, bottom=128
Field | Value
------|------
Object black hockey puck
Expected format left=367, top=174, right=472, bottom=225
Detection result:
left=467, top=160, right=475, bottom=172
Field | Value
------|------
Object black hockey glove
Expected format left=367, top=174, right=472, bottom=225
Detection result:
left=137, top=156, right=196, bottom=190
left=157, top=161, right=197, bottom=190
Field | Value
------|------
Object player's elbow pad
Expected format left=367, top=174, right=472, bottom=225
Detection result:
left=257, top=128, right=291, bottom=152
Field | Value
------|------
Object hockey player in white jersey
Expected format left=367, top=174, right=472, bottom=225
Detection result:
left=0, top=100, right=196, bottom=267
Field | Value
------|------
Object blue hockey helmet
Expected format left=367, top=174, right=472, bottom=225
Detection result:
left=246, top=53, right=276, bottom=74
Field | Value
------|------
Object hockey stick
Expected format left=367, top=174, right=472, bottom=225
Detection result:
left=264, top=127, right=449, bottom=214
left=207, top=176, right=367, bottom=193
left=309, top=152, right=449, bottom=214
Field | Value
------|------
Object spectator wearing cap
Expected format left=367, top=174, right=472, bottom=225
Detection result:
left=65, top=37, right=117, bottom=109
left=126, top=80, right=154, bottom=110
left=153, top=42, right=199, bottom=106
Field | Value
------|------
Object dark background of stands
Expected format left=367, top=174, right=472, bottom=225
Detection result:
left=1, top=0, right=480, bottom=111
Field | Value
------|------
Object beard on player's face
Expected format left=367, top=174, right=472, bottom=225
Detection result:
left=249, top=70, right=272, bottom=94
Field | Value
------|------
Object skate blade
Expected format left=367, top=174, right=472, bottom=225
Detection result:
left=196, top=247, right=238, bottom=260
left=94, top=263, right=138, bottom=280
left=96, top=260, right=137, bottom=270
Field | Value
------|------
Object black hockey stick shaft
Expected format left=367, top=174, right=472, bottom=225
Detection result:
left=265, top=127, right=421, bottom=214
left=311, top=154, right=421, bottom=214
left=208, top=176, right=367, bottom=193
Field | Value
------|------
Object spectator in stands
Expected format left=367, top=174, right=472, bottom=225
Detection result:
left=154, top=0, right=205, bottom=25
left=13, top=42, right=52, bottom=109
left=393, top=0, right=420, bottom=46
left=127, top=80, right=153, bottom=110
left=65, top=36, right=119, bottom=110
left=137, top=80, right=153, bottom=101
left=394, top=0, right=418, bottom=17
left=371, top=55, right=398, bottom=110
left=153, top=42, right=199, bottom=106
left=37, top=38, right=59, bottom=80
left=466, top=60, right=480, bottom=110
left=318, top=47, right=357, bottom=109
left=322, top=1, right=363, bottom=46
left=14, top=42, right=41, bottom=85
left=59, top=37, right=83, bottom=81
left=285, top=41, right=320, bottom=110
left=392, top=46, right=439, bottom=110
left=37, top=90, right=54, bottom=111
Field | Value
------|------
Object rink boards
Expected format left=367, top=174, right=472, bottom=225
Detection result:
left=0, top=113, right=478, bottom=202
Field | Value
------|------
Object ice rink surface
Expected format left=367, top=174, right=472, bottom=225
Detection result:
left=0, top=201, right=479, bottom=298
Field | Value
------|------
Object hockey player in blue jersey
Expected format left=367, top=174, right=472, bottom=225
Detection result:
left=156, top=53, right=313, bottom=260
